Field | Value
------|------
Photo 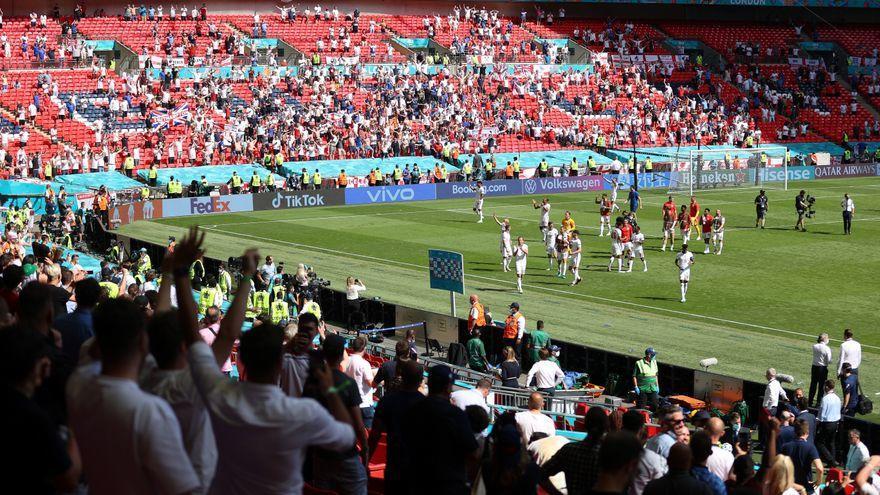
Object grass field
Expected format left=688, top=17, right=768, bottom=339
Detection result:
left=121, top=176, right=880, bottom=416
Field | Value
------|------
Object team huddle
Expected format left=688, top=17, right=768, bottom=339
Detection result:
left=470, top=181, right=729, bottom=302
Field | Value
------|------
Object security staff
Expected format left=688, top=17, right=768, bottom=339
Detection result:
left=217, top=263, right=232, bottom=300
left=644, top=157, right=653, bottom=173
left=393, top=165, right=403, bottom=184
left=198, top=276, right=220, bottom=315
left=503, top=302, right=525, bottom=358
left=250, top=171, right=262, bottom=192
left=841, top=193, right=855, bottom=235
left=538, top=159, right=549, bottom=178
left=300, top=168, right=310, bottom=190
left=148, top=164, right=159, bottom=187
left=439, top=164, right=448, bottom=183
left=512, top=157, right=520, bottom=179
left=633, top=347, right=660, bottom=410
left=249, top=288, right=271, bottom=318
left=227, top=171, right=243, bottom=194
left=337, top=169, right=348, bottom=188
left=467, top=294, right=486, bottom=334
left=266, top=172, right=276, bottom=192
left=588, top=156, right=597, bottom=174
left=312, top=169, right=322, bottom=189
left=570, top=157, right=579, bottom=176
left=270, top=297, right=290, bottom=325
left=301, top=293, right=322, bottom=319
left=462, top=161, right=473, bottom=181
left=136, top=248, right=152, bottom=275
left=124, top=155, right=135, bottom=177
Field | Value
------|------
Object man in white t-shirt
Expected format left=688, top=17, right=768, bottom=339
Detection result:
left=543, top=221, right=559, bottom=271
left=471, top=181, right=486, bottom=223
left=345, top=335, right=376, bottom=428
left=706, top=417, right=734, bottom=481
left=66, top=298, right=200, bottom=495
left=515, top=392, right=556, bottom=445
left=674, top=244, right=695, bottom=303
left=450, top=378, right=491, bottom=414
left=513, top=236, right=529, bottom=293
left=533, top=197, right=551, bottom=234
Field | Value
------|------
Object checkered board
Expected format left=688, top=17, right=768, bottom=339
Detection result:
left=428, top=249, right=464, bottom=294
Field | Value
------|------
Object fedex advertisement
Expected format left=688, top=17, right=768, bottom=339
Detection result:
left=435, top=179, right=523, bottom=199
left=345, top=183, right=436, bottom=205
left=521, top=176, right=604, bottom=195
left=163, top=194, right=254, bottom=218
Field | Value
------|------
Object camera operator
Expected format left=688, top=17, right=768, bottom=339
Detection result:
left=795, top=190, right=808, bottom=231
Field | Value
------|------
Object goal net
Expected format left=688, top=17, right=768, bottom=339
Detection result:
left=668, top=147, right=789, bottom=196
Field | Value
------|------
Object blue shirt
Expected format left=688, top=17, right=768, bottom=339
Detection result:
left=843, top=375, right=859, bottom=410
left=691, top=465, right=726, bottom=495
left=628, top=189, right=641, bottom=210
left=54, top=308, right=93, bottom=363
left=780, top=439, right=819, bottom=487
left=818, top=392, right=841, bottom=422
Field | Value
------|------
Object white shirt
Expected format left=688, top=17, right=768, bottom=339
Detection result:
left=67, top=364, right=200, bottom=495
left=763, top=378, right=787, bottom=409
left=839, top=338, right=862, bottom=372
left=345, top=353, right=375, bottom=409
left=544, top=227, right=559, bottom=248
left=526, top=360, right=564, bottom=389
left=187, top=342, right=355, bottom=495
left=675, top=251, right=695, bottom=270
left=514, top=243, right=529, bottom=261
left=450, top=388, right=490, bottom=413
left=528, top=435, right=569, bottom=492
left=475, top=185, right=486, bottom=199
left=540, top=203, right=551, bottom=225
left=279, top=352, right=310, bottom=398
left=812, top=342, right=833, bottom=367
left=706, top=444, right=734, bottom=481
left=345, top=282, right=366, bottom=301
left=141, top=360, right=217, bottom=493
left=842, top=197, right=855, bottom=212
left=515, top=410, right=556, bottom=445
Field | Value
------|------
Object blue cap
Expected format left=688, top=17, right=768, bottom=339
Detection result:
left=645, top=347, right=656, bottom=357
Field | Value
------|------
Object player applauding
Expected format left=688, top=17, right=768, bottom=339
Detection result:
left=493, top=214, right=513, bottom=272
left=569, top=230, right=583, bottom=285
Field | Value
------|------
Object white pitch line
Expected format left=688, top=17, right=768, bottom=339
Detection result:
left=199, top=224, right=880, bottom=350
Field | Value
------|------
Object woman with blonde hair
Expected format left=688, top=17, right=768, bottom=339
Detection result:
left=764, top=455, right=807, bottom=495
left=498, top=345, right=521, bottom=389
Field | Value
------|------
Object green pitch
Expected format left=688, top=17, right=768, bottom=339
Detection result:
left=121, top=177, right=880, bottom=418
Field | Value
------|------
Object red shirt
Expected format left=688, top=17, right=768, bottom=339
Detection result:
left=689, top=201, right=700, bottom=218
left=621, top=224, right=633, bottom=243
left=701, top=214, right=714, bottom=233
left=662, top=201, right=676, bottom=219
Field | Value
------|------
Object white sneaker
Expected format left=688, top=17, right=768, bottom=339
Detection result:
left=570, top=280, right=577, bottom=286
left=661, top=247, right=665, bottom=252
left=704, top=249, right=710, bottom=254
left=643, top=267, right=648, bottom=272
left=627, top=268, right=632, bottom=273
left=518, top=288, right=523, bottom=294
left=681, top=297, right=686, bottom=303
left=477, top=219, right=483, bottom=223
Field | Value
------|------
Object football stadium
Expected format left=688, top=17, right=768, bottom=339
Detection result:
left=3, top=1, right=880, bottom=494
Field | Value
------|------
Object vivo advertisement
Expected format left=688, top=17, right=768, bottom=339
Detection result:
left=163, top=194, right=254, bottom=218
left=435, top=180, right=524, bottom=200
left=344, top=183, right=437, bottom=205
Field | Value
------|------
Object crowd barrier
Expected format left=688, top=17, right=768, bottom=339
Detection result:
left=109, top=165, right=880, bottom=228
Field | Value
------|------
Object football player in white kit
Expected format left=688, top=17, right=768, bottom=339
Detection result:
left=630, top=225, right=648, bottom=272
left=533, top=197, right=551, bottom=235
left=595, top=193, right=613, bottom=236
left=543, top=221, right=559, bottom=270
left=470, top=180, right=486, bottom=223
left=569, top=230, right=583, bottom=285
left=608, top=217, right=624, bottom=272
left=674, top=244, right=695, bottom=303
left=712, top=209, right=725, bottom=255
left=493, top=214, right=513, bottom=272
left=513, top=236, right=529, bottom=293
left=603, top=176, right=622, bottom=213
left=555, top=230, right=570, bottom=279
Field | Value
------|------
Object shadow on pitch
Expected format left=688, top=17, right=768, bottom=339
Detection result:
left=636, top=296, right=681, bottom=302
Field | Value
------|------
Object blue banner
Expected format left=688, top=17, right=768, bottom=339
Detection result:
left=608, top=172, right=673, bottom=190
left=521, top=176, right=604, bottom=196
left=759, top=166, right=815, bottom=183
left=435, top=180, right=523, bottom=200
left=344, top=183, right=437, bottom=205
left=428, top=249, right=465, bottom=294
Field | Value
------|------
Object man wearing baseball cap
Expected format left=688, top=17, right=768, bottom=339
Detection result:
left=503, top=302, right=526, bottom=359
left=634, top=347, right=660, bottom=410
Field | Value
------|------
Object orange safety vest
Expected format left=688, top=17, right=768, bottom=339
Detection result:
left=504, top=312, right=522, bottom=340
left=338, top=173, right=348, bottom=186
left=434, top=167, right=442, bottom=179
left=97, top=195, right=108, bottom=211
left=469, top=302, right=486, bottom=329
left=368, top=171, right=376, bottom=186
left=505, top=165, right=514, bottom=178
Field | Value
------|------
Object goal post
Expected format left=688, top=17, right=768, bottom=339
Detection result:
left=668, top=147, right=790, bottom=196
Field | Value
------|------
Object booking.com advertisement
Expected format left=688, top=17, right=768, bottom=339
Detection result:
left=435, top=179, right=524, bottom=199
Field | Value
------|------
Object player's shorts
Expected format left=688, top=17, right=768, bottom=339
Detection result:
left=680, top=228, right=690, bottom=238
left=691, top=216, right=700, bottom=228
left=713, top=231, right=724, bottom=242
left=515, top=258, right=527, bottom=275
left=612, top=243, right=623, bottom=256
left=633, top=245, right=645, bottom=258
left=756, top=208, right=766, bottom=219
left=663, top=222, right=675, bottom=235
left=702, top=232, right=712, bottom=241
left=622, top=242, right=633, bottom=254
left=501, top=241, right=512, bottom=257
left=600, top=213, right=610, bottom=222
left=557, top=249, right=569, bottom=260
left=539, top=222, right=548, bottom=231
left=679, top=268, right=691, bottom=282
left=474, top=199, right=483, bottom=211
left=571, top=254, right=582, bottom=267
left=546, top=245, right=556, bottom=256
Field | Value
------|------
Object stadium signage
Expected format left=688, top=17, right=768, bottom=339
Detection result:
left=611, top=172, right=673, bottom=189
left=814, top=163, right=876, bottom=179
left=760, top=166, right=815, bottom=183
left=253, top=190, right=345, bottom=211
left=683, top=170, right=748, bottom=186
left=344, top=184, right=437, bottom=205
left=436, top=180, right=523, bottom=199
left=162, top=194, right=254, bottom=218
left=522, top=176, right=604, bottom=195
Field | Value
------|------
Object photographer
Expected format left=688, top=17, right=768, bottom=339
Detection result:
left=795, top=190, right=808, bottom=232
left=345, top=276, right=366, bottom=313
